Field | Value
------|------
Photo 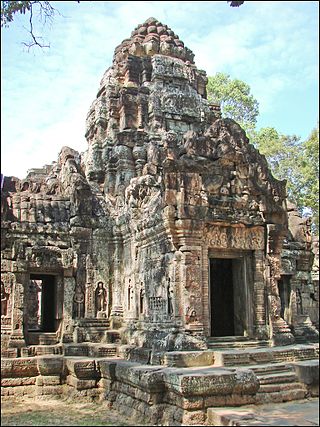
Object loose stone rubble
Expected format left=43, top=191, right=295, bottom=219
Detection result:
left=1, top=17, right=319, bottom=426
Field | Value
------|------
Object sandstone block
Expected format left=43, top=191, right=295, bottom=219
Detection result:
left=163, top=367, right=259, bottom=397
left=66, top=375, right=97, bottom=390
left=115, top=361, right=165, bottom=392
left=37, top=355, right=64, bottom=376
left=1, top=357, right=38, bottom=378
left=36, top=385, right=63, bottom=396
left=96, top=359, right=117, bottom=380
left=35, top=375, right=61, bottom=386
left=1, top=377, right=37, bottom=387
left=163, top=390, right=204, bottom=410
left=291, top=360, right=319, bottom=385
left=65, top=358, right=97, bottom=379
left=163, top=350, right=215, bottom=367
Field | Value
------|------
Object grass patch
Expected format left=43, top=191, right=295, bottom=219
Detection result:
left=1, top=400, right=148, bottom=426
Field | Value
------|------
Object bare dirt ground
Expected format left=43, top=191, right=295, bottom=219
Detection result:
left=1, top=397, right=153, bottom=426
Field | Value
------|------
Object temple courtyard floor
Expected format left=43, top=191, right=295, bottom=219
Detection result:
left=1, top=396, right=319, bottom=426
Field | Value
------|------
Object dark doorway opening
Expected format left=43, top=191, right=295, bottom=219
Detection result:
left=278, top=276, right=291, bottom=322
left=210, top=258, right=235, bottom=337
left=29, top=274, right=56, bottom=332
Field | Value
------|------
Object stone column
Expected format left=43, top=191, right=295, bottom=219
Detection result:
left=61, top=276, right=75, bottom=342
left=176, top=221, right=205, bottom=335
left=201, top=246, right=210, bottom=336
left=8, top=271, right=27, bottom=349
left=110, top=233, right=124, bottom=328
left=267, top=255, right=294, bottom=345
left=253, top=250, right=269, bottom=340
left=85, top=254, right=95, bottom=318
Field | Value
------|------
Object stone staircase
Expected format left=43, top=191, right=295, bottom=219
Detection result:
left=209, top=342, right=318, bottom=406
left=75, top=318, right=111, bottom=343
left=249, top=362, right=307, bottom=403
left=27, top=332, right=59, bottom=346
left=207, top=336, right=270, bottom=350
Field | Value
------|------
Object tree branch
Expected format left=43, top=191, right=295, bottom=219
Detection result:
left=21, top=2, right=51, bottom=49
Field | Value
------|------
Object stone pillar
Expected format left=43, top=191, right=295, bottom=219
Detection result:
left=267, top=255, right=295, bottom=345
left=201, top=246, right=210, bottom=336
left=110, top=233, right=124, bottom=328
left=61, top=276, right=75, bottom=342
left=264, top=224, right=295, bottom=345
left=85, top=254, right=95, bottom=318
left=178, top=233, right=204, bottom=334
left=8, top=272, right=27, bottom=349
left=253, top=250, right=269, bottom=340
left=55, top=275, right=64, bottom=340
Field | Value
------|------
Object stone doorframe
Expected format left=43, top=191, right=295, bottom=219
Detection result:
left=24, top=272, right=65, bottom=341
left=202, top=225, right=268, bottom=340
left=206, top=248, right=254, bottom=338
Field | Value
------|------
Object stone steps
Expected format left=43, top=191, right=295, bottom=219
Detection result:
left=208, top=340, right=270, bottom=350
left=77, top=319, right=110, bottom=328
left=258, top=381, right=306, bottom=393
left=245, top=361, right=309, bottom=403
left=63, top=343, right=118, bottom=357
left=250, top=363, right=290, bottom=376
left=255, top=387, right=307, bottom=404
left=27, top=332, right=58, bottom=346
left=29, top=344, right=63, bottom=356
left=212, top=344, right=319, bottom=367
left=257, top=371, right=297, bottom=385
left=207, top=336, right=271, bottom=350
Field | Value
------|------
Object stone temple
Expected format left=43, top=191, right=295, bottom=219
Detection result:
left=1, top=17, right=319, bottom=425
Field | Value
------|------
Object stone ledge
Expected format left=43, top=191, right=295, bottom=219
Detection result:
left=163, top=350, right=215, bottom=367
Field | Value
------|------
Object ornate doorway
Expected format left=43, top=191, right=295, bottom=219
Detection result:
left=209, top=251, right=253, bottom=337
left=28, top=274, right=57, bottom=332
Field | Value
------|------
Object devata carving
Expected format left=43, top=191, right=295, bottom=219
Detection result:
left=95, top=282, right=108, bottom=318
left=0, top=17, right=318, bottom=354
left=1, top=282, right=9, bottom=317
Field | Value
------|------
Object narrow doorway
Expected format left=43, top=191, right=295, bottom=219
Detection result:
left=210, top=258, right=235, bottom=336
left=277, top=276, right=291, bottom=323
left=28, top=274, right=57, bottom=332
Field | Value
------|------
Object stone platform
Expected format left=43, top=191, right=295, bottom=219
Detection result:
left=208, top=398, right=319, bottom=426
left=1, top=342, right=319, bottom=425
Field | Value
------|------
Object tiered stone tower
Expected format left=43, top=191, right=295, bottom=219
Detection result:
left=1, top=17, right=318, bottom=354
left=1, top=18, right=318, bottom=424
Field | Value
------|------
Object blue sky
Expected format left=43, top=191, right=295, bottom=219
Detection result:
left=1, top=1, right=319, bottom=179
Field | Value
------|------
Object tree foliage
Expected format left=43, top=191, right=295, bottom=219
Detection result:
left=207, top=72, right=259, bottom=135
left=253, top=126, right=319, bottom=234
left=295, top=126, right=319, bottom=231
left=252, top=127, right=301, bottom=198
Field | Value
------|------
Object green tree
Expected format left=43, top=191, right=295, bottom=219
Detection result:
left=207, top=72, right=259, bottom=136
left=296, top=126, right=319, bottom=232
left=252, top=127, right=301, bottom=197
left=253, top=126, right=319, bottom=234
